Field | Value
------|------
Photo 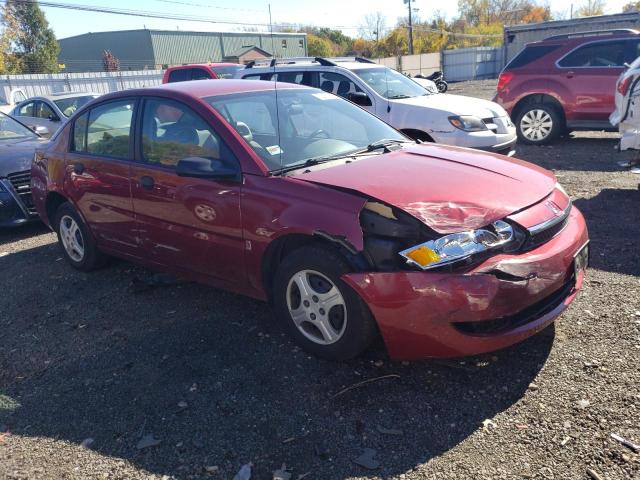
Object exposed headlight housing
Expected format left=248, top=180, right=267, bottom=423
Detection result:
left=399, top=220, right=517, bottom=270
left=448, top=115, right=487, bottom=132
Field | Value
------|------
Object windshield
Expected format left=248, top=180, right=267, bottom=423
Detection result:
left=207, top=88, right=406, bottom=171
left=54, top=95, right=99, bottom=117
left=355, top=67, right=428, bottom=99
left=0, top=113, right=37, bottom=140
left=211, top=65, right=243, bottom=79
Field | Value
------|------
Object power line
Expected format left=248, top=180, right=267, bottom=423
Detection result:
left=1, top=0, right=503, bottom=39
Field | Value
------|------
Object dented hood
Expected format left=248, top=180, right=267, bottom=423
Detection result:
left=295, top=144, right=557, bottom=234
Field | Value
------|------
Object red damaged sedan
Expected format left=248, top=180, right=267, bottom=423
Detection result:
left=31, top=80, right=589, bottom=361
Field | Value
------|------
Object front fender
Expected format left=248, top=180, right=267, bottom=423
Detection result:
left=241, top=174, right=367, bottom=298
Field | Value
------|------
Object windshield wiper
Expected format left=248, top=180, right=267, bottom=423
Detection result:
left=364, top=138, right=407, bottom=152
left=270, top=153, right=355, bottom=176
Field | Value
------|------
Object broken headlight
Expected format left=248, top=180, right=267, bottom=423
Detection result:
left=399, top=220, right=518, bottom=270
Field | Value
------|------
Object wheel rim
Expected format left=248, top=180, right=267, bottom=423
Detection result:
left=286, top=269, right=347, bottom=345
left=520, top=109, right=553, bottom=141
left=59, top=215, right=85, bottom=262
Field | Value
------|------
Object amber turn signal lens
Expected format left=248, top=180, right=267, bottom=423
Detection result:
left=404, top=245, right=440, bottom=267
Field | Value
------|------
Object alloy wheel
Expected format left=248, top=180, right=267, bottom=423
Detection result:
left=59, top=214, right=85, bottom=262
left=286, top=269, right=347, bottom=345
left=520, top=109, right=553, bottom=142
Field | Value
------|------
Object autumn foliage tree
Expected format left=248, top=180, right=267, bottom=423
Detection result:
left=1, top=0, right=59, bottom=74
left=102, top=50, right=120, bottom=72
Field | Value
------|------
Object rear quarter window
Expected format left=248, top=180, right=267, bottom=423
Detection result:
left=507, top=45, right=561, bottom=69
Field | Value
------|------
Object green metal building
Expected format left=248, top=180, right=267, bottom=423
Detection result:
left=58, top=29, right=308, bottom=72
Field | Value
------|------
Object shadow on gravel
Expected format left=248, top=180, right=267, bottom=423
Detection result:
left=574, top=187, right=640, bottom=277
left=0, top=244, right=554, bottom=479
left=516, top=136, right=634, bottom=172
left=0, top=221, right=50, bottom=247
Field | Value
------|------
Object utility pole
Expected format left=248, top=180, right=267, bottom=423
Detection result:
left=404, top=0, right=414, bottom=55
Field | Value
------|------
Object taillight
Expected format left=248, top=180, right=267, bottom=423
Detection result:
left=497, top=71, right=514, bottom=92
left=618, top=76, right=632, bottom=95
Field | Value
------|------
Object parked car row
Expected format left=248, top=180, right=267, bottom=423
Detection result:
left=7, top=38, right=622, bottom=361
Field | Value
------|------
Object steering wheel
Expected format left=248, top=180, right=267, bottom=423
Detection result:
left=309, top=129, right=330, bottom=140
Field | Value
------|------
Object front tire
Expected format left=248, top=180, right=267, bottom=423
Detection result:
left=273, top=245, right=377, bottom=361
left=54, top=202, right=105, bottom=271
left=515, top=103, right=563, bottom=145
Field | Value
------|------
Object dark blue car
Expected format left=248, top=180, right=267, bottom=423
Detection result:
left=0, top=112, right=48, bottom=227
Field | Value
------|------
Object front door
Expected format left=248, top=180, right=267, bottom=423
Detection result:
left=65, top=98, right=140, bottom=257
left=554, top=39, right=628, bottom=123
left=129, top=97, right=245, bottom=285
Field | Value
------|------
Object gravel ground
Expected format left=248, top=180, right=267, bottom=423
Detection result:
left=1, top=80, right=639, bottom=480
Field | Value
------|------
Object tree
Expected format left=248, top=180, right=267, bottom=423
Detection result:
left=102, top=50, right=120, bottom=72
left=360, top=12, right=387, bottom=43
left=622, top=1, right=640, bottom=12
left=2, top=0, right=59, bottom=73
left=307, top=34, right=333, bottom=57
left=575, top=0, right=605, bottom=17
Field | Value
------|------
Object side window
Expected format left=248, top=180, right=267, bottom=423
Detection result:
left=85, top=100, right=135, bottom=158
left=191, top=68, right=211, bottom=81
left=17, top=101, right=36, bottom=117
left=242, top=73, right=273, bottom=80
left=72, top=111, right=89, bottom=152
left=38, top=102, right=57, bottom=120
left=167, top=69, right=190, bottom=83
left=275, top=71, right=314, bottom=86
left=141, top=98, right=236, bottom=168
left=624, top=40, right=640, bottom=64
left=558, top=41, right=627, bottom=68
left=318, top=72, right=363, bottom=98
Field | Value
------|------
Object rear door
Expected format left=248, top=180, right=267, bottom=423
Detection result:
left=13, top=100, right=38, bottom=127
left=555, top=39, right=628, bottom=122
left=129, top=96, right=245, bottom=285
left=65, top=98, right=140, bottom=257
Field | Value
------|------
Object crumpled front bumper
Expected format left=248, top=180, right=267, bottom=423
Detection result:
left=342, top=207, right=588, bottom=360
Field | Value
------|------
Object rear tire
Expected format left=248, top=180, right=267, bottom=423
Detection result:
left=515, top=103, right=563, bottom=145
left=54, top=202, right=105, bottom=271
left=273, top=245, right=377, bottom=361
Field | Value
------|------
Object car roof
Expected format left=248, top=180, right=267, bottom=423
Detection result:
left=167, top=63, right=240, bottom=69
left=535, top=29, right=640, bottom=46
left=102, top=79, right=309, bottom=101
left=241, top=61, right=384, bottom=73
left=24, top=92, right=99, bottom=101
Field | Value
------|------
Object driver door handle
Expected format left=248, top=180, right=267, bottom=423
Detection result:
left=73, top=162, right=85, bottom=175
left=140, top=176, right=155, bottom=189
left=566, top=71, right=574, bottom=79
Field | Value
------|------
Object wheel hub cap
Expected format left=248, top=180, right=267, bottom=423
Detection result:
left=59, top=215, right=85, bottom=262
left=286, top=269, right=347, bottom=345
left=521, top=109, right=553, bottom=141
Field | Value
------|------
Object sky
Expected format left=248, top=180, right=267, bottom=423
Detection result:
left=41, top=0, right=634, bottom=39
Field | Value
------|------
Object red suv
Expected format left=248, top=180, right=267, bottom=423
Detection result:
left=495, top=29, right=640, bottom=144
left=162, top=63, right=243, bottom=83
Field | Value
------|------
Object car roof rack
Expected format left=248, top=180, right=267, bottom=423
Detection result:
left=544, top=29, right=639, bottom=41
left=243, top=56, right=377, bottom=69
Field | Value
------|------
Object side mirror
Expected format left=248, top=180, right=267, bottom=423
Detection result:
left=48, top=114, right=60, bottom=122
left=347, top=91, right=372, bottom=107
left=32, top=125, right=50, bottom=137
left=176, top=156, right=239, bottom=181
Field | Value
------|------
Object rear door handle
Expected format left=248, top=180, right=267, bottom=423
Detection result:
left=566, top=71, right=574, bottom=79
left=140, top=176, right=155, bottom=189
left=73, top=162, right=84, bottom=174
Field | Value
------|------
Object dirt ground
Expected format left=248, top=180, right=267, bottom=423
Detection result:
left=1, top=81, right=639, bottom=480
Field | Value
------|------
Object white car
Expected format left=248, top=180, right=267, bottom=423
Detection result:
left=0, top=88, right=27, bottom=114
left=235, top=57, right=517, bottom=155
left=610, top=56, right=640, bottom=153
left=11, top=92, right=99, bottom=137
